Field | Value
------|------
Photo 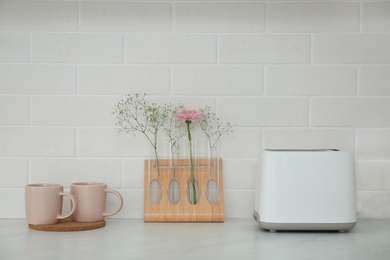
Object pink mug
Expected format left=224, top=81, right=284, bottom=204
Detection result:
left=70, top=182, right=123, bottom=222
left=25, top=184, right=76, bottom=225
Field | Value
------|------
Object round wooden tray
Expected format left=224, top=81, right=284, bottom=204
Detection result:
left=28, top=217, right=105, bottom=232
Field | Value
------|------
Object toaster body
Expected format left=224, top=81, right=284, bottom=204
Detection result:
left=254, top=149, right=356, bottom=232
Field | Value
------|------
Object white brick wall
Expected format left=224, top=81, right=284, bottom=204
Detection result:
left=218, top=97, right=309, bottom=127
left=219, top=34, right=311, bottom=64
left=313, top=34, right=390, bottom=64
left=173, top=3, right=265, bottom=32
left=80, top=3, right=172, bottom=32
left=32, top=33, right=124, bottom=63
left=79, top=65, right=170, bottom=95
left=267, top=3, right=360, bottom=32
left=31, top=96, right=118, bottom=126
left=0, top=96, right=29, bottom=125
left=0, top=2, right=78, bottom=31
left=263, top=128, right=356, bottom=152
left=0, top=64, right=77, bottom=94
left=1, top=0, right=389, bottom=219
left=125, top=34, right=217, bottom=64
left=357, top=129, right=390, bottom=160
left=361, top=2, right=390, bottom=32
left=0, top=127, right=75, bottom=157
left=172, top=66, right=263, bottom=95
left=0, top=159, right=28, bottom=188
left=30, top=159, right=122, bottom=187
left=265, top=66, right=357, bottom=96
left=0, top=33, right=29, bottom=62
left=311, top=98, right=390, bottom=127
left=360, top=66, right=390, bottom=95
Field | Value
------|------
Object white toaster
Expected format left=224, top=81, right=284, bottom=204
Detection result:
left=254, top=149, right=357, bottom=232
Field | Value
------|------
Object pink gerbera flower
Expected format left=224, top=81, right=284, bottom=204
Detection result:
left=175, top=110, right=204, bottom=123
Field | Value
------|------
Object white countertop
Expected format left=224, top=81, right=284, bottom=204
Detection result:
left=1, top=218, right=390, bottom=260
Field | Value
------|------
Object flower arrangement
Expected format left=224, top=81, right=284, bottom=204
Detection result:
left=113, top=93, right=233, bottom=205
left=175, top=110, right=204, bottom=205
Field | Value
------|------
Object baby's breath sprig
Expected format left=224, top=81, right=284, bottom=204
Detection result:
left=113, top=93, right=148, bottom=135
left=199, top=106, right=234, bottom=149
left=163, top=103, right=186, bottom=158
left=112, top=93, right=170, bottom=175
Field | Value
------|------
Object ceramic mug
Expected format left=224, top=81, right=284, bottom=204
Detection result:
left=70, top=182, right=123, bottom=222
left=25, top=184, right=76, bottom=225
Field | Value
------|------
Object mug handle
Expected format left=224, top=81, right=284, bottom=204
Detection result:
left=57, top=192, right=76, bottom=220
left=103, top=189, right=124, bottom=217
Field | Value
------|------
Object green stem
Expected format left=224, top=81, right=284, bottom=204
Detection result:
left=170, top=144, right=176, bottom=203
left=153, top=145, right=161, bottom=176
left=186, top=121, right=197, bottom=205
